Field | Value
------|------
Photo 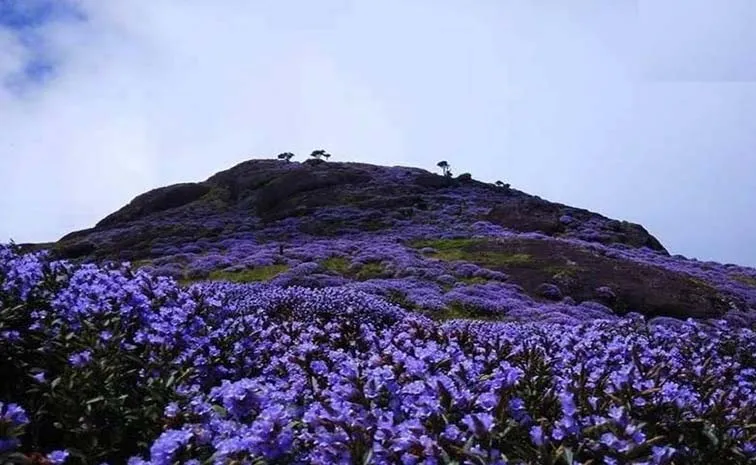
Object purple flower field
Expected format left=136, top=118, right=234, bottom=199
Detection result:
left=4, top=160, right=756, bottom=464
left=1, top=244, right=755, bottom=464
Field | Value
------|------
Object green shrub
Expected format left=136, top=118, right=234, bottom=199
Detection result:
left=208, top=264, right=288, bottom=283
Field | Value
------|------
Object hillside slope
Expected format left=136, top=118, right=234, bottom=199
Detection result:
left=39, top=158, right=756, bottom=325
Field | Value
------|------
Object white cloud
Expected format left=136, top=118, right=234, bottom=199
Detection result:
left=1, top=0, right=755, bottom=268
left=0, top=28, right=28, bottom=79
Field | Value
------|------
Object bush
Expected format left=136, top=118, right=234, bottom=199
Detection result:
left=0, top=250, right=210, bottom=462
left=536, top=283, right=563, bottom=300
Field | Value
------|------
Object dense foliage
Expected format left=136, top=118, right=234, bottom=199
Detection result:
left=1, top=245, right=755, bottom=464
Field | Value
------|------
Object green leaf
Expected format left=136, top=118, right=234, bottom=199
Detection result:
left=703, top=424, right=719, bottom=447
left=560, top=446, right=574, bottom=464
left=212, top=404, right=228, bottom=418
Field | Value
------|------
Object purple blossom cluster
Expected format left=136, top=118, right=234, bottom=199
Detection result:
left=94, top=210, right=754, bottom=330
left=1, top=245, right=755, bottom=464
left=0, top=401, right=28, bottom=453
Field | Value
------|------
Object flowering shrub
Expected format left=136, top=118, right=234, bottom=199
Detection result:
left=1, top=245, right=755, bottom=464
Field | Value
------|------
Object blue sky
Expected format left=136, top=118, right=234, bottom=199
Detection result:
left=1, top=0, right=755, bottom=267
left=0, top=0, right=82, bottom=87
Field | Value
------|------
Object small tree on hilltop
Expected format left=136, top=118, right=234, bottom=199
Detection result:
left=310, top=149, right=331, bottom=160
left=437, top=161, right=452, bottom=177
left=277, top=152, right=295, bottom=162
left=495, top=180, right=504, bottom=187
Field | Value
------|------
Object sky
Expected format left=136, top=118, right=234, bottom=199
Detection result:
left=1, top=0, right=755, bottom=267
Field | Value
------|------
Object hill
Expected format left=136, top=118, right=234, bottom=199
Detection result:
left=3, top=157, right=756, bottom=464
left=35, top=158, right=756, bottom=326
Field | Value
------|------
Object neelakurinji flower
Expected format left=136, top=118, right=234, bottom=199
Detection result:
left=2, top=246, right=756, bottom=464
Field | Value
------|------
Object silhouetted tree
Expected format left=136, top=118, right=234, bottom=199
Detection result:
left=437, top=161, right=452, bottom=177
left=277, top=152, right=295, bottom=162
left=310, top=149, right=331, bottom=160
left=495, top=180, right=504, bottom=187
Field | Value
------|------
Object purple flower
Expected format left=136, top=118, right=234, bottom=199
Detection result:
left=401, top=453, right=419, bottom=465
left=164, top=402, right=179, bottom=418
left=442, top=424, right=462, bottom=442
left=47, top=450, right=70, bottom=465
left=559, top=392, right=577, bottom=417
left=651, top=445, right=677, bottom=464
left=508, top=397, right=532, bottom=425
left=69, top=350, right=93, bottom=367
left=530, top=425, right=545, bottom=446
left=0, top=402, right=29, bottom=427
left=0, top=438, right=20, bottom=454
left=148, top=428, right=193, bottom=465
left=625, top=423, right=646, bottom=444
left=462, top=413, right=495, bottom=436
left=310, top=360, right=329, bottom=375
left=553, top=415, right=579, bottom=440
left=0, top=330, right=21, bottom=342
left=608, top=405, right=627, bottom=427
left=475, top=392, right=498, bottom=411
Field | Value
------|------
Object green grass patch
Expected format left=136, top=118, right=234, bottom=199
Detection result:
left=322, top=257, right=385, bottom=281
left=356, top=261, right=385, bottom=280
left=426, top=302, right=508, bottom=322
left=131, top=259, right=153, bottom=269
left=208, top=264, right=288, bottom=283
left=322, top=256, right=351, bottom=275
left=688, top=277, right=718, bottom=291
left=412, top=238, right=482, bottom=252
left=411, top=238, right=531, bottom=268
left=439, top=277, right=495, bottom=293
left=458, top=276, right=489, bottom=285
left=384, top=290, right=418, bottom=311
left=545, top=264, right=578, bottom=275
left=488, top=253, right=531, bottom=266
left=732, top=274, right=756, bottom=287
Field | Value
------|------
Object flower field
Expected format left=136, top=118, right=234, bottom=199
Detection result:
left=1, top=244, right=754, bottom=464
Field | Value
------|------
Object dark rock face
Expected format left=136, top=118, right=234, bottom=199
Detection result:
left=254, top=167, right=372, bottom=218
left=456, top=237, right=728, bottom=319
left=204, top=159, right=288, bottom=205
left=486, top=199, right=567, bottom=237
left=86, top=159, right=667, bottom=255
left=53, top=240, right=96, bottom=260
left=413, top=173, right=455, bottom=189
left=96, top=183, right=211, bottom=228
left=486, top=198, right=668, bottom=254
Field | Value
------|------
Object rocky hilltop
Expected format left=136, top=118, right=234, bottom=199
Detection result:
left=39, top=158, right=756, bottom=325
